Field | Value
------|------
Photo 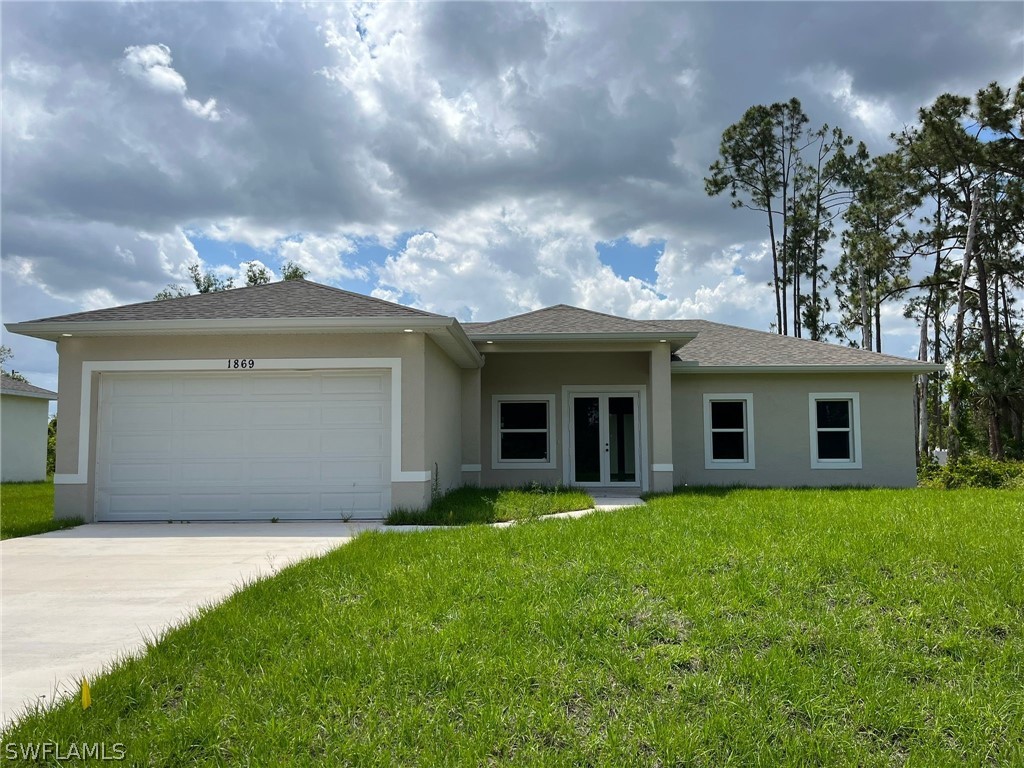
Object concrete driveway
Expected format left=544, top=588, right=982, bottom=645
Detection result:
left=1, top=522, right=381, bottom=725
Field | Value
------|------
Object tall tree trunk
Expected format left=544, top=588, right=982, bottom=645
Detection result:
left=859, top=264, right=872, bottom=351
left=917, top=314, right=929, bottom=465
left=973, top=211, right=1002, bottom=459
left=810, top=198, right=822, bottom=341
left=793, top=244, right=801, bottom=338
left=766, top=202, right=783, bottom=334
left=931, top=193, right=944, bottom=449
left=949, top=186, right=982, bottom=462
left=874, top=303, right=882, bottom=353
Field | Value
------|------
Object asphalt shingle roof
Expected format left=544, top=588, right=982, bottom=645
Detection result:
left=657, top=319, right=929, bottom=368
left=1, top=372, right=57, bottom=398
left=462, top=305, right=674, bottom=335
left=19, top=280, right=442, bottom=324
left=464, top=305, right=928, bottom=368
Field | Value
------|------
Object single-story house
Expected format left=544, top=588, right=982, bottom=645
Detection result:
left=1, top=372, right=57, bottom=482
left=6, top=279, right=940, bottom=522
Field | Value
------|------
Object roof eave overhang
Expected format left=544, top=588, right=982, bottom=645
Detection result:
left=671, top=363, right=944, bottom=375
left=5, top=316, right=484, bottom=369
left=469, top=332, right=698, bottom=344
left=0, top=389, right=57, bottom=400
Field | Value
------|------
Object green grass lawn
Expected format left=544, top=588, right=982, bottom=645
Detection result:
left=386, top=485, right=595, bottom=525
left=4, top=488, right=1023, bottom=766
left=0, top=481, right=81, bottom=540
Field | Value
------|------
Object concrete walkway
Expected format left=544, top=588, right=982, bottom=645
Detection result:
left=491, top=496, right=645, bottom=528
left=0, top=522, right=379, bottom=725
left=0, top=499, right=644, bottom=725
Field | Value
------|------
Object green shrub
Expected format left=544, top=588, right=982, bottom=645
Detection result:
left=925, top=454, right=1024, bottom=489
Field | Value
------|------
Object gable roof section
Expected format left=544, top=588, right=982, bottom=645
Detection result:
left=463, top=305, right=693, bottom=341
left=19, top=279, right=441, bottom=324
left=658, top=319, right=940, bottom=372
left=1, top=373, right=57, bottom=399
left=6, top=280, right=482, bottom=369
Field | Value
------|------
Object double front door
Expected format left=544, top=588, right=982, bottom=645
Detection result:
left=569, top=392, right=641, bottom=487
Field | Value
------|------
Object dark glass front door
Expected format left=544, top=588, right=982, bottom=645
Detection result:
left=571, top=393, right=639, bottom=485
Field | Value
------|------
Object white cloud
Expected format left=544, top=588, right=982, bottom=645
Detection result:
left=276, top=234, right=367, bottom=282
left=793, top=65, right=898, bottom=138
left=121, top=43, right=220, bottom=121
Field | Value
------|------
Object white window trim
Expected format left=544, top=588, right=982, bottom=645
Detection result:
left=702, top=393, right=755, bottom=470
left=808, top=392, right=862, bottom=470
left=491, top=394, right=557, bottom=469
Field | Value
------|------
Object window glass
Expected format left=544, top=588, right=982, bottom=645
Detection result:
left=711, top=401, right=744, bottom=430
left=816, top=400, right=850, bottom=429
left=500, top=401, right=547, bottom=430
left=712, top=431, right=746, bottom=461
left=500, top=432, right=548, bottom=461
left=817, top=431, right=852, bottom=460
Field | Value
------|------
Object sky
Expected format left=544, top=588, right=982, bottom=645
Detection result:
left=2, top=1, right=1022, bottom=394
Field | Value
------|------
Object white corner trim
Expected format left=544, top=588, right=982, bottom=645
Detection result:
left=461, top=464, right=482, bottom=472
left=67, top=358, right=430, bottom=486
left=490, top=394, right=557, bottom=470
left=702, top=393, right=756, bottom=470
left=808, top=392, right=863, bottom=470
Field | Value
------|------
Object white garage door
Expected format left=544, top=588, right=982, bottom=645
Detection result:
left=95, top=370, right=391, bottom=521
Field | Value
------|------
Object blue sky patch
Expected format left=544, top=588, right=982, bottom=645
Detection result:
left=596, top=238, right=662, bottom=285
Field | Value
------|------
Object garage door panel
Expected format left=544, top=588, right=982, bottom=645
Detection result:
left=251, top=375, right=317, bottom=396
left=250, top=493, right=314, bottom=514
left=250, top=460, right=319, bottom=483
left=182, top=431, right=246, bottom=456
left=108, top=377, right=174, bottom=398
left=320, top=460, right=387, bottom=482
left=96, top=370, right=391, bottom=521
left=181, top=403, right=249, bottom=427
left=107, top=433, right=176, bottom=458
left=177, top=494, right=247, bottom=514
left=320, top=430, right=386, bottom=456
left=249, top=430, right=319, bottom=456
left=320, top=374, right=385, bottom=395
left=181, top=378, right=245, bottom=397
left=180, top=462, right=245, bottom=483
left=108, top=463, right=174, bottom=483
left=110, top=404, right=175, bottom=431
left=250, top=405, right=319, bottom=427
left=106, top=494, right=174, bottom=516
left=321, top=404, right=387, bottom=427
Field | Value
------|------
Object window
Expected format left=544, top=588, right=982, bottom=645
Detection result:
left=809, top=393, right=862, bottom=469
left=492, top=395, right=556, bottom=468
left=702, top=394, right=755, bottom=469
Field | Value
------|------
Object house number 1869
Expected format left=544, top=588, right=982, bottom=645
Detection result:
left=227, top=359, right=256, bottom=369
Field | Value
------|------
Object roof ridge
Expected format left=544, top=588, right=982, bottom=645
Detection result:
left=298, top=281, right=442, bottom=317
left=483, top=303, right=665, bottom=328
left=17, top=279, right=442, bottom=324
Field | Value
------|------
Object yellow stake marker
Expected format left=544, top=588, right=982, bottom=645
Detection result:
left=81, top=678, right=91, bottom=710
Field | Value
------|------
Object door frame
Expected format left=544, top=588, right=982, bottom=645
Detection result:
left=561, top=385, right=649, bottom=492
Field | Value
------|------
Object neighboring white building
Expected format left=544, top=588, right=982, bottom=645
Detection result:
left=1, top=373, right=57, bottom=482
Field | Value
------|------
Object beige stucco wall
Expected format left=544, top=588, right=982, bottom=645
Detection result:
left=1, top=395, right=51, bottom=482
left=672, top=372, right=919, bottom=488
left=52, top=332, right=445, bottom=520
left=479, top=349, right=666, bottom=489
left=423, top=337, right=463, bottom=499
